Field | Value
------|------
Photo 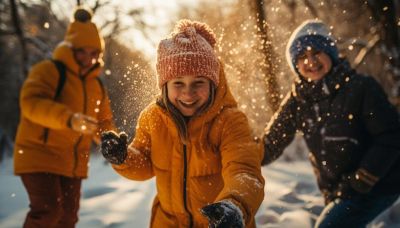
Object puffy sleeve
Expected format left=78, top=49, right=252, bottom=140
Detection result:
left=262, top=92, right=298, bottom=165
left=215, top=108, right=265, bottom=225
left=358, top=76, right=400, bottom=181
left=112, top=106, right=154, bottom=181
left=20, top=61, right=73, bottom=129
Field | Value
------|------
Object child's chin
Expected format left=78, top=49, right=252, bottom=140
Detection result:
left=180, top=109, right=195, bottom=117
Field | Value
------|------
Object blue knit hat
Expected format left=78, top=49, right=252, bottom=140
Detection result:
left=286, top=20, right=339, bottom=74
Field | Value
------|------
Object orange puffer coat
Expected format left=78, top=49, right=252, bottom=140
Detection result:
left=14, top=42, right=114, bottom=178
left=113, top=65, right=265, bottom=227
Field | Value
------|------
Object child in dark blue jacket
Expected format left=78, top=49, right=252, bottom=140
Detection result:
left=261, top=20, right=400, bottom=227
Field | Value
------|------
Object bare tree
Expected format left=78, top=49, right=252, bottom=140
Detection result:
left=248, top=0, right=280, bottom=112
left=366, top=0, right=400, bottom=101
left=9, top=0, right=28, bottom=78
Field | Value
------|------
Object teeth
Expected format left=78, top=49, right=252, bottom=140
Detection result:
left=181, top=101, right=195, bottom=105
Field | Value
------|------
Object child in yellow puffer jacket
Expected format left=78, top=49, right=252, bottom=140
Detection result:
left=100, top=19, right=265, bottom=228
left=14, top=7, right=115, bottom=228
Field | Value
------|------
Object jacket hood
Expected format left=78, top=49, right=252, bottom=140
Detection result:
left=201, top=61, right=237, bottom=121
left=52, top=41, right=103, bottom=78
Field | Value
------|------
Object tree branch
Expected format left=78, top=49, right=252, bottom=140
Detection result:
left=354, top=34, right=381, bottom=68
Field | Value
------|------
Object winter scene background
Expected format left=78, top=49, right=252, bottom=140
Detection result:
left=1, top=0, right=400, bottom=227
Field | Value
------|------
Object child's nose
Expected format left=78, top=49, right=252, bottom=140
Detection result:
left=182, top=86, right=195, bottom=97
left=306, top=55, right=317, bottom=66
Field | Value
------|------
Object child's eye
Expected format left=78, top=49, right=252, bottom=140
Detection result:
left=313, top=50, right=322, bottom=55
left=192, top=80, right=207, bottom=88
left=297, top=54, right=306, bottom=60
left=173, top=82, right=185, bottom=87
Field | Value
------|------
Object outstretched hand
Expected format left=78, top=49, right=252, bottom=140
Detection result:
left=100, top=131, right=128, bottom=165
left=201, top=200, right=244, bottom=228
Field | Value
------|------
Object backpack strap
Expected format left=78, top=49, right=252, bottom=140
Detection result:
left=42, top=59, right=67, bottom=143
left=51, top=59, right=67, bottom=100
left=96, top=77, right=105, bottom=103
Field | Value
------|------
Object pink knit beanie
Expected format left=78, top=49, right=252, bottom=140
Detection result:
left=156, top=19, right=220, bottom=88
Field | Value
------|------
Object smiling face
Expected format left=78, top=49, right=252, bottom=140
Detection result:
left=166, top=75, right=211, bottom=117
left=296, top=48, right=332, bottom=82
left=73, top=47, right=100, bottom=72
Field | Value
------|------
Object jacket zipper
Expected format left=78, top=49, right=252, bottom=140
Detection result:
left=182, top=144, right=193, bottom=227
left=72, top=76, right=87, bottom=176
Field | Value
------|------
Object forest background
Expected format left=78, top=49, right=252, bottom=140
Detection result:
left=0, top=0, right=399, bottom=161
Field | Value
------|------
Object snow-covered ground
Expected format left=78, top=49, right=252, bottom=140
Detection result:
left=1, top=154, right=399, bottom=228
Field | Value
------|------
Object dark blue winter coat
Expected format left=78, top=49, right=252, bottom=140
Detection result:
left=262, top=60, right=400, bottom=199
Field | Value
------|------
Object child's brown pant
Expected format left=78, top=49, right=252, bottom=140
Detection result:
left=20, top=173, right=82, bottom=228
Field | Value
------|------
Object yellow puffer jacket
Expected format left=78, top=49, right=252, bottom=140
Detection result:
left=113, top=65, right=265, bottom=227
left=14, top=42, right=114, bottom=178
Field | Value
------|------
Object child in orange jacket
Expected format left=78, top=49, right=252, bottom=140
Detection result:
left=100, top=20, right=264, bottom=227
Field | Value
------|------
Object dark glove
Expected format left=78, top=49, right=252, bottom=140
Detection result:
left=100, top=131, right=128, bottom=165
left=335, top=170, right=376, bottom=200
left=200, top=200, right=244, bottom=228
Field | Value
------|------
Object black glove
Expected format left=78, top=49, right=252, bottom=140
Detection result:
left=200, top=200, right=244, bottom=228
left=100, top=131, right=128, bottom=165
left=334, top=171, right=375, bottom=200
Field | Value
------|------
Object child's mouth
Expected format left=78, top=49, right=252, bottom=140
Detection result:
left=307, top=64, right=323, bottom=73
left=179, top=100, right=197, bottom=108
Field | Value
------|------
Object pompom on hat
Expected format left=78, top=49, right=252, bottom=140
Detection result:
left=64, top=7, right=104, bottom=51
left=156, top=19, right=220, bottom=88
left=286, top=20, right=339, bottom=74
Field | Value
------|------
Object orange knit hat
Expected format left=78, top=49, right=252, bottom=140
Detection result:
left=156, top=19, right=220, bottom=88
left=64, top=7, right=104, bottom=51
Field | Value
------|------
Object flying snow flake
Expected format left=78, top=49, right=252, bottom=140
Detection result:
left=81, top=125, right=87, bottom=131
left=105, top=69, right=111, bottom=75
left=335, top=84, right=340, bottom=90
left=348, top=45, right=354, bottom=50
left=96, top=100, right=101, bottom=105
left=345, top=77, right=350, bottom=82
left=322, top=161, right=327, bottom=166
left=348, top=114, right=354, bottom=120
left=382, top=6, right=388, bottom=11
left=18, top=149, right=24, bottom=154
left=128, top=146, right=141, bottom=155
left=94, top=108, right=99, bottom=113
left=43, top=22, right=50, bottom=29
left=11, top=193, right=16, bottom=197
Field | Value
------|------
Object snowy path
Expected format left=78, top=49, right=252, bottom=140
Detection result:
left=1, top=155, right=399, bottom=227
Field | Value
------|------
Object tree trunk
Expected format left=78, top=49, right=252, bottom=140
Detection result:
left=9, top=0, right=28, bottom=79
left=248, top=0, right=280, bottom=112
left=367, top=0, right=400, bottom=101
